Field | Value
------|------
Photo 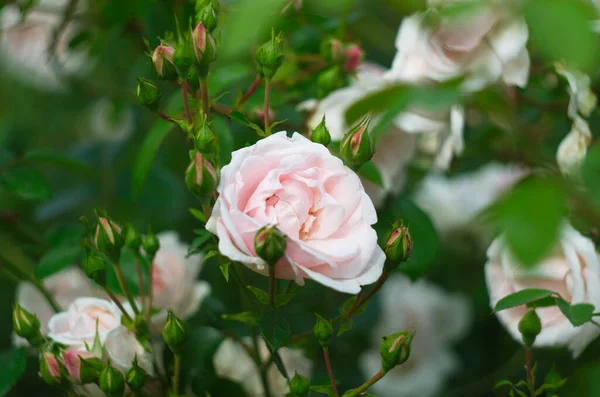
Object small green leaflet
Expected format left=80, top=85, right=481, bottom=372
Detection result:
left=493, top=289, right=555, bottom=312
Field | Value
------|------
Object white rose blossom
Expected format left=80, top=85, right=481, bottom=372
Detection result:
left=214, top=338, right=312, bottom=397
left=359, top=275, right=472, bottom=397
left=104, top=326, right=154, bottom=375
left=485, top=223, right=600, bottom=357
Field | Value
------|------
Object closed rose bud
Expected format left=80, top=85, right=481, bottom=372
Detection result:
left=39, top=353, right=62, bottom=385
left=195, top=118, right=218, bottom=153
left=125, top=358, right=149, bottom=391
left=195, top=0, right=220, bottom=15
left=254, top=225, right=287, bottom=266
left=320, top=38, right=345, bottom=64
left=99, top=362, right=126, bottom=397
left=195, top=2, right=219, bottom=32
left=317, top=66, right=346, bottom=99
left=192, top=23, right=217, bottom=76
left=64, top=350, right=102, bottom=384
left=343, top=44, right=364, bottom=72
left=13, top=303, right=43, bottom=346
left=313, top=314, right=334, bottom=348
left=162, top=309, right=188, bottom=353
left=136, top=77, right=162, bottom=111
left=173, top=34, right=195, bottom=73
left=94, top=215, right=123, bottom=262
left=310, top=115, right=331, bottom=147
left=253, top=107, right=275, bottom=126
left=185, top=152, right=218, bottom=198
left=142, top=228, right=160, bottom=259
left=290, top=371, right=311, bottom=396
left=82, top=251, right=107, bottom=286
left=557, top=117, right=591, bottom=178
left=519, top=309, right=542, bottom=347
left=152, top=43, right=177, bottom=81
left=340, top=121, right=373, bottom=169
left=380, top=330, right=414, bottom=371
left=186, top=66, right=201, bottom=92
left=383, top=222, right=412, bottom=270
left=256, top=30, right=284, bottom=79
left=123, top=223, right=141, bottom=250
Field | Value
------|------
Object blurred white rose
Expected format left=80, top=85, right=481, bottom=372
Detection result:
left=14, top=266, right=100, bottom=346
left=485, top=223, right=600, bottom=357
left=83, top=99, right=135, bottom=143
left=413, top=163, right=525, bottom=233
left=557, top=116, right=592, bottom=178
left=104, top=326, right=154, bottom=375
left=0, top=0, right=87, bottom=90
left=387, top=0, right=530, bottom=91
left=359, top=275, right=472, bottom=397
left=214, top=338, right=312, bottom=397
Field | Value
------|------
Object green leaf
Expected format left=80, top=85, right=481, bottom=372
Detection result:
left=35, top=246, right=81, bottom=279
left=247, top=286, right=270, bottom=305
left=181, top=326, right=224, bottom=396
left=190, top=208, right=207, bottom=223
left=23, top=149, right=92, bottom=174
left=487, top=178, right=565, bottom=267
left=222, top=311, right=262, bottom=326
left=107, top=248, right=145, bottom=297
left=556, top=299, right=595, bottom=326
left=337, top=317, right=353, bottom=336
left=46, top=223, right=85, bottom=248
left=0, top=167, right=51, bottom=201
left=260, top=311, right=291, bottom=350
left=219, top=262, right=231, bottom=282
left=310, top=384, right=334, bottom=396
left=229, top=110, right=264, bottom=135
left=357, top=161, right=384, bottom=187
left=525, top=0, right=599, bottom=72
left=0, top=348, right=26, bottom=397
left=131, top=122, right=173, bottom=199
left=493, top=289, right=555, bottom=312
left=494, top=380, right=514, bottom=389
left=188, top=231, right=213, bottom=256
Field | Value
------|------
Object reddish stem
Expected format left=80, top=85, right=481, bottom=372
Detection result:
left=237, top=76, right=262, bottom=108
left=181, top=82, right=193, bottom=123
left=323, top=348, right=339, bottom=397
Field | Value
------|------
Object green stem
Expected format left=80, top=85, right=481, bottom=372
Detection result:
left=201, top=79, right=210, bottom=116
left=173, top=354, right=182, bottom=395
left=323, top=347, right=339, bottom=397
left=145, top=253, right=155, bottom=323
left=102, top=286, right=134, bottom=324
left=264, top=78, right=271, bottom=136
left=181, top=82, right=193, bottom=123
left=525, top=348, right=535, bottom=396
left=268, top=265, right=276, bottom=309
left=134, top=255, right=146, bottom=315
left=112, top=263, right=139, bottom=315
left=251, top=329, right=273, bottom=397
left=344, top=369, right=387, bottom=397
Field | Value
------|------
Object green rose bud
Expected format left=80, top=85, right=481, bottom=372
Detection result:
left=310, top=116, right=331, bottom=147
left=186, top=66, right=201, bottom=92
left=126, top=358, right=150, bottom=391
left=93, top=213, right=124, bottom=263
left=289, top=371, right=311, bottom=396
left=254, top=225, right=287, bottom=266
left=195, top=118, right=218, bottom=153
left=383, top=221, right=412, bottom=270
left=13, top=303, right=43, bottom=347
left=39, top=353, right=62, bottom=385
left=185, top=151, right=218, bottom=199
left=380, top=330, right=414, bottom=371
left=316, top=66, right=347, bottom=99
left=256, top=30, right=284, bottom=79
left=142, top=228, right=160, bottom=259
left=99, top=362, right=125, bottom=397
left=313, top=314, right=334, bottom=348
left=82, top=251, right=107, bottom=286
left=162, top=309, right=188, bottom=353
left=135, top=77, right=162, bottom=111
left=519, top=309, right=542, bottom=347
left=320, top=38, right=345, bottom=64
left=196, top=0, right=220, bottom=15
left=123, top=223, right=141, bottom=251
left=340, top=120, right=373, bottom=170
left=173, top=33, right=195, bottom=74
left=195, top=2, right=219, bottom=32
left=78, top=356, right=103, bottom=384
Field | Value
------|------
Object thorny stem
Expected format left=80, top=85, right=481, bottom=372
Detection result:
left=103, top=286, right=134, bottom=324
left=201, top=79, right=210, bottom=116
left=264, top=78, right=271, bottom=135
left=344, top=369, right=387, bottom=397
left=112, top=263, right=139, bottom=315
left=158, top=111, right=176, bottom=123
left=525, top=348, right=535, bottom=396
left=181, top=82, right=193, bottom=123
left=237, top=76, right=262, bottom=108
left=323, top=347, right=339, bottom=397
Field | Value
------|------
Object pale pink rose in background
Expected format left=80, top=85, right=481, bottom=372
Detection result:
left=413, top=163, right=525, bottom=233
left=387, top=0, right=530, bottom=91
left=360, top=275, right=472, bottom=397
left=0, top=0, right=87, bottom=90
left=104, top=326, right=154, bottom=375
left=47, top=297, right=122, bottom=348
left=485, top=223, right=600, bottom=357
left=14, top=267, right=99, bottom=345
left=214, top=338, right=312, bottom=397
left=206, top=131, right=385, bottom=294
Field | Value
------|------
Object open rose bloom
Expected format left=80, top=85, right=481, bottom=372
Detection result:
left=207, top=131, right=385, bottom=294
left=485, top=224, right=600, bottom=357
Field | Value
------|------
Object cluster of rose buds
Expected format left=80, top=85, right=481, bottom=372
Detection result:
left=315, top=38, right=364, bottom=98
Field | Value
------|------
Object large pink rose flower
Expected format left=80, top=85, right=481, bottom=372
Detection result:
left=206, top=131, right=385, bottom=294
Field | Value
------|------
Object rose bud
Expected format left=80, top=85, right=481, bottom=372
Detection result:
left=191, top=23, right=217, bottom=77
left=256, top=30, right=284, bottom=80
left=186, top=66, right=201, bottom=92
left=126, top=358, right=150, bottom=391
left=135, top=77, right=162, bottom=111
left=310, top=115, right=331, bottom=147
left=13, top=303, right=43, bottom=347
left=253, top=106, right=275, bottom=127
left=162, top=309, right=188, bottom=353
left=99, top=362, right=126, bottom=397
left=313, top=314, right=334, bottom=348
left=544, top=364, right=565, bottom=395
left=93, top=213, right=124, bottom=262
left=343, top=43, right=364, bottom=73
left=123, top=223, right=141, bottom=251
left=290, top=371, right=311, bottom=396
left=320, top=38, right=346, bottom=64
left=340, top=120, right=374, bottom=170
left=317, top=66, right=347, bottom=99
left=173, top=33, right=195, bottom=73
left=196, top=0, right=221, bottom=16
left=195, top=1, right=219, bottom=32
left=254, top=225, right=287, bottom=266
left=142, top=228, right=160, bottom=259
left=195, top=117, right=218, bottom=154
left=39, top=352, right=62, bottom=385
left=152, top=43, right=177, bottom=81
left=383, top=221, right=412, bottom=270
left=379, top=330, right=414, bottom=371
left=185, top=151, right=218, bottom=199
left=519, top=309, right=542, bottom=348
left=64, top=350, right=102, bottom=384
left=82, top=250, right=108, bottom=286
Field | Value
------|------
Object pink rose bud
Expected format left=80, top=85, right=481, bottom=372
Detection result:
left=343, top=44, right=364, bottom=72
left=93, top=215, right=123, bottom=261
left=254, top=107, right=275, bottom=126
left=185, top=152, right=218, bottom=199
left=64, top=350, right=101, bottom=384
left=340, top=119, right=373, bottom=169
left=40, top=353, right=61, bottom=385
left=383, top=221, right=412, bottom=270
left=320, top=38, right=346, bottom=63
left=152, top=43, right=177, bottom=81
left=192, top=23, right=217, bottom=75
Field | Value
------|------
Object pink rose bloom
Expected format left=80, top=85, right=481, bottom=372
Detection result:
left=206, top=131, right=385, bottom=294
left=485, top=224, right=600, bottom=357
left=47, top=298, right=122, bottom=348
